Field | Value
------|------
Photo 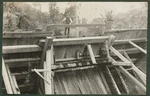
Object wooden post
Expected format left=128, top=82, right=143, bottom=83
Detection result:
left=41, top=37, right=53, bottom=65
left=87, top=44, right=97, bottom=64
left=2, top=58, right=13, bottom=94
left=45, top=41, right=54, bottom=94
left=129, top=41, right=147, bottom=54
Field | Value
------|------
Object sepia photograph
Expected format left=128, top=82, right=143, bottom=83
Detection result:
left=2, top=2, right=147, bottom=94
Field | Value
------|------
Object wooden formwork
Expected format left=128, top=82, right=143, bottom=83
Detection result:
left=2, top=25, right=147, bottom=94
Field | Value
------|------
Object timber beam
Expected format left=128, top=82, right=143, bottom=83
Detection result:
left=3, top=38, right=146, bottom=54
left=114, top=38, right=147, bottom=45
left=129, top=41, right=147, bottom=54
left=47, top=24, right=105, bottom=28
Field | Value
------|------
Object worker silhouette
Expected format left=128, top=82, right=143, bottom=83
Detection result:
left=62, top=14, right=73, bottom=37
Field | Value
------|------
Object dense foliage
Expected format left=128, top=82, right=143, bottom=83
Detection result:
left=3, top=2, right=147, bottom=33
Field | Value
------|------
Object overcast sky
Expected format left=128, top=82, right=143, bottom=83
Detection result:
left=27, top=2, right=147, bottom=22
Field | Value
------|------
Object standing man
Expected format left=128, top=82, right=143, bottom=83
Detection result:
left=62, top=14, right=73, bottom=36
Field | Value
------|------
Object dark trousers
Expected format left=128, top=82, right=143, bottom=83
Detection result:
left=64, top=27, right=70, bottom=35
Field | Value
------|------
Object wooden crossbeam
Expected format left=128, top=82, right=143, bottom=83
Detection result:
left=40, top=36, right=109, bottom=46
left=2, top=58, right=13, bottom=94
left=87, top=45, right=97, bottom=64
left=114, top=38, right=147, bottom=45
left=109, top=46, right=131, bottom=63
left=112, top=62, right=131, bottom=66
left=129, top=41, right=147, bottom=54
left=53, top=65, right=95, bottom=72
left=47, top=24, right=105, bottom=28
left=105, top=28, right=147, bottom=33
left=3, top=37, right=145, bottom=54
left=3, top=45, right=41, bottom=54
left=4, top=58, right=40, bottom=63
left=3, top=31, right=53, bottom=38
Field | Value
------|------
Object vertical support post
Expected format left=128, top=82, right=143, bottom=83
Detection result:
left=2, top=58, right=13, bottom=94
left=45, top=37, right=54, bottom=94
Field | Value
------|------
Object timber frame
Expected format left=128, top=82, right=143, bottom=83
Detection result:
left=2, top=24, right=147, bottom=94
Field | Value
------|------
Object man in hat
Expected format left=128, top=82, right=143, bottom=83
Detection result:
left=62, top=14, right=73, bottom=37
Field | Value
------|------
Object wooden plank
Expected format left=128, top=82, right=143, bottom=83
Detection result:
left=105, top=28, right=147, bottom=33
left=115, top=68, right=129, bottom=94
left=51, top=45, right=54, bottom=94
left=3, top=39, right=145, bottom=55
left=11, top=71, right=28, bottom=76
left=3, top=36, right=109, bottom=54
left=110, top=48, right=141, bottom=56
left=3, top=31, right=53, bottom=38
left=47, top=24, right=105, bottom=28
left=129, top=41, right=147, bottom=54
left=105, top=66, right=121, bottom=94
left=53, top=65, right=95, bottom=72
left=5, top=64, right=18, bottom=94
left=87, top=45, right=97, bottom=64
left=109, top=46, right=130, bottom=63
left=99, top=68, right=111, bottom=94
left=2, top=58, right=13, bottom=94
left=3, top=45, right=41, bottom=54
left=33, top=69, right=51, bottom=85
left=11, top=75, right=21, bottom=94
left=112, top=62, right=131, bottom=66
left=114, top=38, right=147, bottom=45
left=123, top=51, right=146, bottom=86
left=4, top=58, right=40, bottom=63
left=111, top=57, right=146, bottom=93
left=40, top=36, right=109, bottom=46
left=117, top=66, right=146, bottom=93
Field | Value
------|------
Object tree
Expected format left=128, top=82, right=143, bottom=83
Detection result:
left=113, top=6, right=147, bottom=29
left=82, top=18, right=87, bottom=24
left=49, top=2, right=60, bottom=24
left=32, top=2, right=41, bottom=12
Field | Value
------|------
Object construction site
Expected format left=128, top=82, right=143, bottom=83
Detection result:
left=2, top=24, right=147, bottom=94
left=2, top=2, right=147, bottom=95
